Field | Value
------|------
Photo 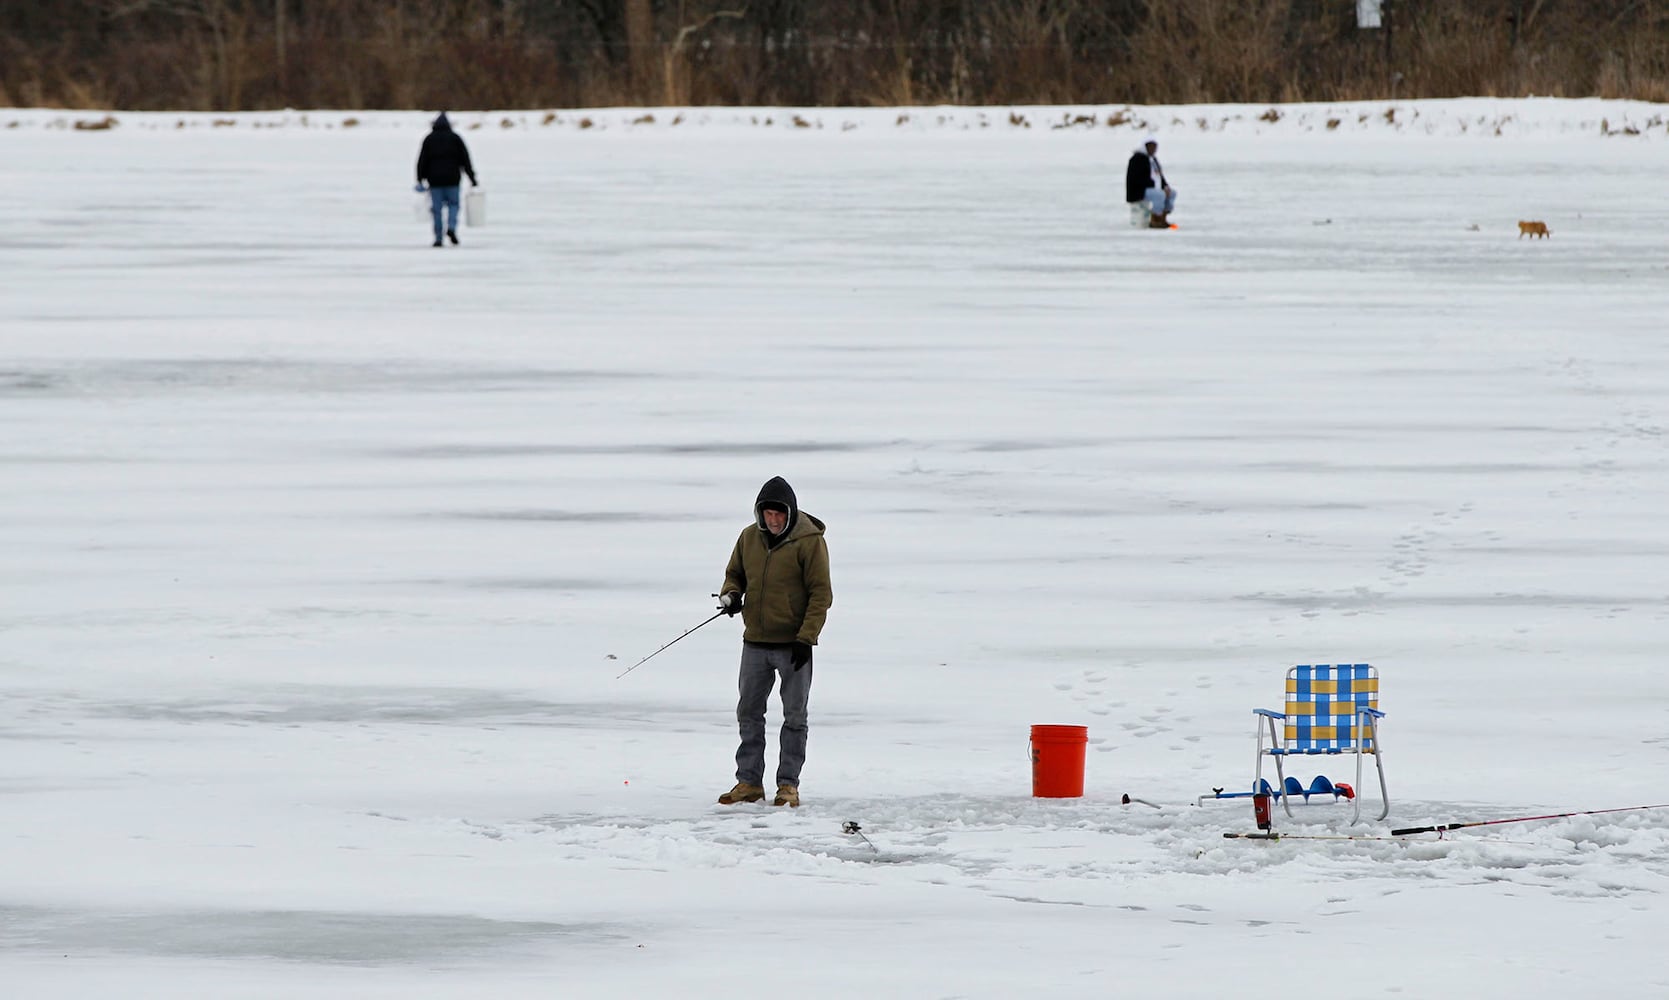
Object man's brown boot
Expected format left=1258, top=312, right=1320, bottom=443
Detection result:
left=718, top=782, right=765, bottom=805
left=773, top=784, right=800, bottom=808
left=1149, top=212, right=1169, bottom=229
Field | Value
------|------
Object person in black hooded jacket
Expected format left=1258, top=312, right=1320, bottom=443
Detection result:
left=713, top=476, right=833, bottom=808
left=1125, top=136, right=1176, bottom=228
left=415, top=112, right=478, bottom=247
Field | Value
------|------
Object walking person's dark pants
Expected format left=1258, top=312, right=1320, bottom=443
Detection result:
left=428, top=186, right=460, bottom=243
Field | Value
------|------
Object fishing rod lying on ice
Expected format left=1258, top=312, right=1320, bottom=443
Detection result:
left=1224, top=802, right=1669, bottom=841
left=1389, top=802, right=1669, bottom=837
left=1224, top=831, right=1406, bottom=842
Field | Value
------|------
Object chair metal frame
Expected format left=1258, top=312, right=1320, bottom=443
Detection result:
left=1254, top=663, right=1388, bottom=824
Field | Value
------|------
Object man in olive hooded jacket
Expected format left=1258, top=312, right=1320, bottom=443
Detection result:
left=715, top=476, right=832, bottom=808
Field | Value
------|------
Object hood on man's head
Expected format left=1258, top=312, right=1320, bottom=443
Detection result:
left=754, top=476, right=799, bottom=533
left=433, top=112, right=452, bottom=131
left=1142, top=134, right=1158, bottom=147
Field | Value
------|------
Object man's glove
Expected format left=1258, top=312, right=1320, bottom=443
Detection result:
left=414, top=183, right=428, bottom=193
left=790, top=641, right=813, bottom=671
left=717, top=592, right=742, bottom=616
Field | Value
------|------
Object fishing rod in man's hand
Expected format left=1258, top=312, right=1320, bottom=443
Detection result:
left=616, top=594, right=739, bottom=679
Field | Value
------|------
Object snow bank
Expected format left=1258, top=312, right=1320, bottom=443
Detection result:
left=7, top=97, right=1669, bottom=139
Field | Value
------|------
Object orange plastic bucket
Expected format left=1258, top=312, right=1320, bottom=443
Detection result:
left=1030, top=724, right=1088, bottom=798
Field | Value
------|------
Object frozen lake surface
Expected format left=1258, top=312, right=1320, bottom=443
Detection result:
left=3, top=100, right=1668, bottom=997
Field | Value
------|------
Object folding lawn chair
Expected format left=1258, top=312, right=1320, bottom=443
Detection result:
left=1254, top=663, right=1388, bottom=824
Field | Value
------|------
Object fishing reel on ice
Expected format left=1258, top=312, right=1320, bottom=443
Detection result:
left=842, top=820, right=878, bottom=854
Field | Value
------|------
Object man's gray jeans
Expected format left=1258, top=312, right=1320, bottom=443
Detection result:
left=734, top=642, right=812, bottom=788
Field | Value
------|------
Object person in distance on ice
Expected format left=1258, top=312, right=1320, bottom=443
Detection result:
left=414, top=112, right=478, bottom=248
left=1125, top=135, right=1177, bottom=229
left=715, top=476, right=832, bottom=809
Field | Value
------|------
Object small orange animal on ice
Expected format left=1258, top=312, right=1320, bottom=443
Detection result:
left=1517, top=220, right=1551, bottom=239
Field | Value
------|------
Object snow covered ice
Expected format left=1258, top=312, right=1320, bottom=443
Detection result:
left=3, top=100, right=1668, bottom=997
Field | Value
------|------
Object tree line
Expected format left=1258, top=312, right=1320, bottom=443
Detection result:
left=4, top=0, right=1667, bottom=111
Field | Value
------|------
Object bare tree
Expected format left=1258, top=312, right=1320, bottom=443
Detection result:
left=274, top=0, right=288, bottom=93
left=664, top=3, right=747, bottom=104
left=623, top=0, right=656, bottom=100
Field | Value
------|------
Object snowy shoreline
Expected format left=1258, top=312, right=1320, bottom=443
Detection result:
left=9, top=96, right=1669, bottom=138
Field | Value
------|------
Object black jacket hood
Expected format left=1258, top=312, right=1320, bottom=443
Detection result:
left=754, top=476, right=799, bottom=541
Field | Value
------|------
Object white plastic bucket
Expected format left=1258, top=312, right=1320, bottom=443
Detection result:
left=1129, top=201, right=1150, bottom=228
left=464, top=189, right=486, bottom=227
left=413, top=194, right=429, bottom=221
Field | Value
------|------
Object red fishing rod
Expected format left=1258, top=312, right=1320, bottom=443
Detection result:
left=1224, top=831, right=1399, bottom=842
left=1391, top=802, right=1669, bottom=837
